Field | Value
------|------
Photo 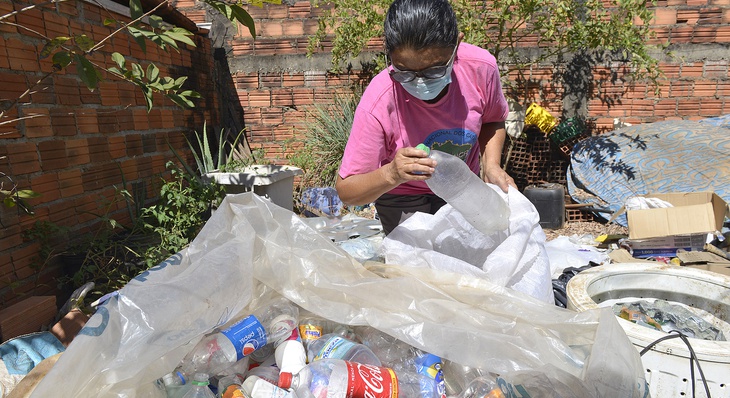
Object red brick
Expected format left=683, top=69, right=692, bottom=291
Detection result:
left=653, top=8, right=677, bottom=25
left=54, top=76, right=82, bottom=106
left=6, top=37, right=39, bottom=72
left=126, top=134, right=143, bottom=156
left=66, top=138, right=91, bottom=166
left=716, top=26, right=730, bottom=42
left=39, top=140, right=69, bottom=170
left=50, top=107, right=77, bottom=136
left=699, top=98, right=724, bottom=116
left=87, top=137, right=109, bottom=162
left=30, top=172, right=60, bottom=204
left=671, top=26, right=694, bottom=42
left=76, top=109, right=99, bottom=134
left=676, top=9, right=701, bottom=25
left=22, top=107, right=53, bottom=137
left=248, top=90, right=272, bottom=107
left=692, top=26, right=717, bottom=43
left=58, top=169, right=84, bottom=197
left=681, top=63, right=704, bottom=78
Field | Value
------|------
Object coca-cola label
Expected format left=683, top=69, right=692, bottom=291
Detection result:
left=345, top=362, right=397, bottom=398
left=221, top=314, right=267, bottom=361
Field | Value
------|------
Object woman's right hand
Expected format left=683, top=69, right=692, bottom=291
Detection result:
left=385, top=146, right=437, bottom=185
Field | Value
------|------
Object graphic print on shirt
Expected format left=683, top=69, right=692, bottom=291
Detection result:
left=421, top=128, right=478, bottom=161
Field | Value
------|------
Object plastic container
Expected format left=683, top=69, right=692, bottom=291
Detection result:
left=176, top=297, right=299, bottom=376
left=523, top=183, right=565, bottom=229
left=278, top=358, right=440, bottom=398
left=181, top=373, right=216, bottom=398
left=306, top=333, right=381, bottom=366
left=566, top=263, right=730, bottom=398
left=420, top=146, right=510, bottom=235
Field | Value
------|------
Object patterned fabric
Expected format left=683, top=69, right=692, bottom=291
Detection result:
left=567, top=117, right=730, bottom=226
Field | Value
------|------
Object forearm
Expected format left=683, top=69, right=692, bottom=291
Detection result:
left=480, top=121, right=506, bottom=170
left=335, top=166, right=399, bottom=206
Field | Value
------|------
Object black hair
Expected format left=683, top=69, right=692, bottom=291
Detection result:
left=384, top=0, right=458, bottom=54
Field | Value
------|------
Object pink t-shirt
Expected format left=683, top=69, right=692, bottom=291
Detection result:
left=338, top=43, right=508, bottom=195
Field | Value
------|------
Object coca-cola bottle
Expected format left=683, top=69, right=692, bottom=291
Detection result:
left=278, top=358, right=440, bottom=398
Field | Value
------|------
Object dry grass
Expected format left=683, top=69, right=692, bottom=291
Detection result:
left=543, top=221, right=628, bottom=241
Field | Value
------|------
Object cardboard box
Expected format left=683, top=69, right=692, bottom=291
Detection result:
left=625, top=191, right=728, bottom=240
left=624, top=233, right=709, bottom=258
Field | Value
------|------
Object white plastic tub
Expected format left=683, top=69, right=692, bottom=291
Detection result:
left=205, top=165, right=303, bottom=211
left=566, top=263, right=730, bottom=398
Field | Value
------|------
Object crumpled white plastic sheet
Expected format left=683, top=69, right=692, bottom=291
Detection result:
left=544, top=235, right=611, bottom=278
left=383, top=186, right=554, bottom=303
left=30, top=193, right=648, bottom=398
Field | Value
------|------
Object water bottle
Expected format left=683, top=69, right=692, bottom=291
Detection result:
left=418, top=144, right=510, bottom=234
left=181, top=373, right=216, bottom=398
left=306, top=333, right=381, bottom=366
left=162, top=370, right=193, bottom=398
left=275, top=329, right=307, bottom=374
left=176, top=297, right=299, bottom=376
left=278, top=358, right=440, bottom=398
left=243, top=375, right=295, bottom=398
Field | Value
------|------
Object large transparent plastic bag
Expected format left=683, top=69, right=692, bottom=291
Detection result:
left=30, top=193, right=648, bottom=397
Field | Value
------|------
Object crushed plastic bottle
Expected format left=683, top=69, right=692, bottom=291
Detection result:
left=218, top=374, right=246, bottom=398
left=451, top=376, right=504, bottom=398
left=243, top=375, right=295, bottom=398
left=418, top=144, right=510, bottom=235
left=278, top=358, right=440, bottom=398
left=176, top=297, right=299, bottom=376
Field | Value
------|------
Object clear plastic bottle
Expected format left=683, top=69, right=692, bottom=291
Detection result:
left=419, top=145, right=510, bottom=234
left=243, top=375, right=296, bottom=398
left=357, top=327, right=446, bottom=398
left=181, top=373, right=216, bottom=398
left=162, top=370, right=191, bottom=398
left=306, top=333, right=381, bottom=366
left=278, top=358, right=440, bottom=398
left=176, top=297, right=299, bottom=376
left=218, top=374, right=246, bottom=398
left=452, top=376, right=504, bottom=398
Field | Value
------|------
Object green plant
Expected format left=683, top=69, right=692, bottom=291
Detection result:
left=288, top=90, right=360, bottom=188
left=0, top=170, right=40, bottom=224
left=307, top=0, right=665, bottom=98
left=186, top=122, right=254, bottom=175
left=140, top=161, right=225, bottom=267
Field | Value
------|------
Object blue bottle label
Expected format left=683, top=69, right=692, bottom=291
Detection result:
left=313, top=336, right=356, bottom=361
left=221, top=314, right=267, bottom=361
left=415, top=352, right=446, bottom=398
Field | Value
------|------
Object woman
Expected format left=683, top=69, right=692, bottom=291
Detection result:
left=336, top=0, right=516, bottom=235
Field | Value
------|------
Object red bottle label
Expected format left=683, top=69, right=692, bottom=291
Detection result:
left=345, top=362, right=398, bottom=398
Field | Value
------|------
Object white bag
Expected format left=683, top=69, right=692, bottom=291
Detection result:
left=30, top=193, right=648, bottom=398
left=383, top=186, right=554, bottom=302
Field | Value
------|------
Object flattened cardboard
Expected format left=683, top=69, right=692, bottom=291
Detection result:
left=626, top=191, right=728, bottom=240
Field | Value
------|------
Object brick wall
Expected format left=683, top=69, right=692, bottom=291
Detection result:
left=170, top=0, right=730, bottom=163
left=0, top=0, right=218, bottom=307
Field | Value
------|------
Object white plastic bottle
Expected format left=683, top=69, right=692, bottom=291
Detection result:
left=418, top=144, right=510, bottom=234
left=243, top=375, right=296, bottom=398
left=176, top=297, right=299, bottom=376
left=275, top=329, right=307, bottom=374
left=305, top=333, right=381, bottom=366
left=278, top=358, right=440, bottom=398
left=181, top=373, right=216, bottom=398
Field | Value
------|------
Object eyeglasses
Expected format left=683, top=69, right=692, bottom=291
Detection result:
left=387, top=44, right=458, bottom=83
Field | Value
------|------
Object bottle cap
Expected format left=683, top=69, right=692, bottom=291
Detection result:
left=415, top=143, right=430, bottom=155
left=278, top=372, right=293, bottom=389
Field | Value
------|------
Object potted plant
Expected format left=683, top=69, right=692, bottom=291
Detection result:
left=187, top=122, right=303, bottom=211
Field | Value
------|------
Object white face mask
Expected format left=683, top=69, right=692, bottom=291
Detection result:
left=399, top=65, right=453, bottom=101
